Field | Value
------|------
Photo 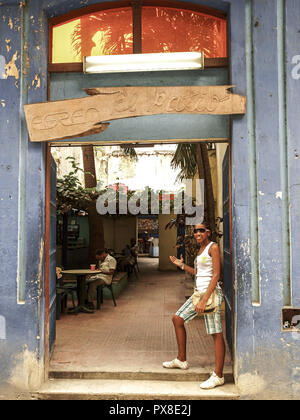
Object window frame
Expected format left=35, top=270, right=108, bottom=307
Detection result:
left=48, top=0, right=228, bottom=72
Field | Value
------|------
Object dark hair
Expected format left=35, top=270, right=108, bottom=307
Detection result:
left=201, top=220, right=211, bottom=231
left=95, top=249, right=106, bottom=256
left=195, top=220, right=211, bottom=231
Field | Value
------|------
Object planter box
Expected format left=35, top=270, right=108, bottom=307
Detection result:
left=102, top=271, right=128, bottom=299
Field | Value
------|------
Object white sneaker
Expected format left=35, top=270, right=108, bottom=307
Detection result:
left=162, top=358, right=189, bottom=370
left=200, top=371, right=225, bottom=389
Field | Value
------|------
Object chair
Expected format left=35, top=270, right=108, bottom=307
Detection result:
left=56, top=288, right=67, bottom=320
left=130, top=247, right=140, bottom=274
left=128, top=261, right=139, bottom=279
left=96, top=283, right=117, bottom=310
left=56, top=267, right=78, bottom=319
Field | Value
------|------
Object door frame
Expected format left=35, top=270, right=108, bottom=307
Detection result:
left=44, top=144, right=52, bottom=375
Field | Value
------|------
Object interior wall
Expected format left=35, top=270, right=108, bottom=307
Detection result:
left=103, top=215, right=137, bottom=253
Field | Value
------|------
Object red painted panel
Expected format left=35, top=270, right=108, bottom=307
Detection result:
left=52, top=7, right=133, bottom=63
left=142, top=6, right=227, bottom=57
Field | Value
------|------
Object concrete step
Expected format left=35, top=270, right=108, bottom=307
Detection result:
left=49, top=366, right=234, bottom=383
left=33, top=378, right=240, bottom=400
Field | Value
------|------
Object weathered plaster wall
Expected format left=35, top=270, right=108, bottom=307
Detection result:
left=0, top=0, right=47, bottom=392
left=229, top=0, right=300, bottom=400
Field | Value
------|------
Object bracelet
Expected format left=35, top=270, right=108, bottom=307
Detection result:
left=181, top=263, right=185, bottom=271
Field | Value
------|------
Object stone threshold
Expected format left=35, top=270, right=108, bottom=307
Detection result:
left=33, top=378, right=240, bottom=400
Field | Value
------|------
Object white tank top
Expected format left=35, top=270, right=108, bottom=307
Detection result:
left=195, top=242, right=214, bottom=293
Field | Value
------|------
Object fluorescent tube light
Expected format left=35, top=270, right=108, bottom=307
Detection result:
left=83, top=52, right=204, bottom=73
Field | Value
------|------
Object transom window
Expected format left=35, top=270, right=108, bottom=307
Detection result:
left=141, top=6, right=227, bottom=57
left=50, top=1, right=227, bottom=64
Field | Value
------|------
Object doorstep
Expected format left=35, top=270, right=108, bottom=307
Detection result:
left=32, top=378, right=240, bottom=400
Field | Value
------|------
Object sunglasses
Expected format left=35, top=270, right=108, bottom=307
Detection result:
left=193, top=228, right=207, bottom=234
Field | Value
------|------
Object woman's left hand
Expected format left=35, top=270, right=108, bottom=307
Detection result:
left=169, top=255, right=183, bottom=268
left=195, top=298, right=207, bottom=314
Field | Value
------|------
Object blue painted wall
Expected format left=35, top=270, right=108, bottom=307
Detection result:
left=0, top=0, right=48, bottom=392
left=49, top=69, right=229, bottom=143
left=0, top=0, right=299, bottom=398
left=230, top=0, right=300, bottom=399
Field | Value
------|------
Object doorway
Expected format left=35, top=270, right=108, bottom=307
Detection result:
left=45, top=80, right=233, bottom=367
left=47, top=139, right=233, bottom=379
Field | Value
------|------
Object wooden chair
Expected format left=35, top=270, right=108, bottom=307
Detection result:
left=56, top=267, right=77, bottom=319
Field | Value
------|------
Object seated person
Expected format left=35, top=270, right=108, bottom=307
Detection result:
left=86, top=249, right=117, bottom=309
left=130, top=238, right=139, bottom=261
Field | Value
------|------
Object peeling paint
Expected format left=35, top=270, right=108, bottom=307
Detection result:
left=0, top=55, right=5, bottom=79
left=240, top=239, right=250, bottom=257
left=22, top=42, right=29, bottom=78
left=237, top=372, right=267, bottom=397
left=0, top=316, right=6, bottom=340
left=32, top=74, right=40, bottom=89
left=5, top=39, right=12, bottom=52
left=8, top=347, right=43, bottom=391
left=8, top=17, right=13, bottom=30
left=37, top=239, right=44, bottom=290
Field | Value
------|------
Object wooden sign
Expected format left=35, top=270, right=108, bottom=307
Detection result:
left=24, top=86, right=246, bottom=142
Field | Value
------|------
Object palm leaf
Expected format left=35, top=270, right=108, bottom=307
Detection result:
left=171, top=143, right=198, bottom=181
left=122, top=147, right=138, bottom=161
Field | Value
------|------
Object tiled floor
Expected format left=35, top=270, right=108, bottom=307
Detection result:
left=50, top=258, right=232, bottom=373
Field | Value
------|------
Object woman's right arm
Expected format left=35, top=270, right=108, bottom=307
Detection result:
left=169, top=256, right=196, bottom=276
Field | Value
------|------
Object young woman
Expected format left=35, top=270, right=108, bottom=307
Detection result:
left=163, top=222, right=226, bottom=390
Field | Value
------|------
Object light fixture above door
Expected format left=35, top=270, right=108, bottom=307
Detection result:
left=83, top=52, right=204, bottom=74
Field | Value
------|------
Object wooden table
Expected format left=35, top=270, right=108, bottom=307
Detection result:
left=61, top=269, right=102, bottom=314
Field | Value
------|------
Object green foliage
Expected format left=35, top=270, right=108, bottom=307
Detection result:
left=121, top=147, right=138, bottom=161
left=56, top=157, right=95, bottom=215
left=56, top=157, right=175, bottom=216
left=171, top=143, right=198, bottom=181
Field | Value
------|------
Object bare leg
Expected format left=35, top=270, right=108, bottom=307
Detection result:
left=212, top=332, right=225, bottom=378
left=172, top=315, right=187, bottom=362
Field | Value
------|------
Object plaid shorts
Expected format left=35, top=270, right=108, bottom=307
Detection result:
left=175, top=287, right=223, bottom=335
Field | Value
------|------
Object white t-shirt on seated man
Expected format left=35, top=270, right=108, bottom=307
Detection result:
left=86, top=249, right=117, bottom=306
